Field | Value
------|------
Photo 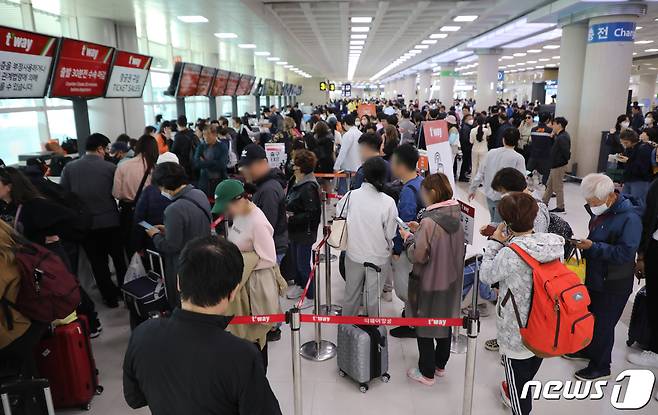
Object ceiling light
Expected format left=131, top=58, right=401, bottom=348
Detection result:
left=422, top=39, right=438, bottom=44
left=513, top=52, right=526, bottom=57
left=276, top=61, right=287, bottom=65
left=440, top=26, right=461, bottom=32
left=429, top=33, right=448, bottom=39
left=546, top=63, right=557, bottom=67
left=415, top=45, right=429, bottom=49
left=350, top=47, right=363, bottom=51
left=527, top=49, right=541, bottom=53
left=453, top=15, right=478, bottom=22
left=538, top=58, right=549, bottom=62
left=254, top=51, right=270, bottom=56
left=351, top=17, right=373, bottom=23
left=284, top=65, right=293, bottom=68
left=500, top=56, right=513, bottom=60
left=645, top=49, right=658, bottom=52
left=351, top=34, right=367, bottom=39
left=635, top=40, right=654, bottom=45
left=535, top=65, right=544, bottom=69
left=351, top=26, right=370, bottom=32
left=266, top=57, right=280, bottom=61
left=543, top=44, right=560, bottom=49
left=177, top=15, right=208, bottom=23
left=214, top=32, right=238, bottom=39
left=350, top=40, right=365, bottom=45
left=238, top=44, right=256, bottom=48
left=552, top=55, right=560, bottom=59
left=470, top=17, right=556, bottom=49
left=526, top=60, right=537, bottom=64
left=637, top=26, right=643, bottom=30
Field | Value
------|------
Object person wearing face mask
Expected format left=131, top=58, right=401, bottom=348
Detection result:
left=155, top=121, right=172, bottom=155
left=541, top=117, right=571, bottom=213
left=458, top=114, right=474, bottom=182
left=145, top=162, right=212, bottom=309
left=194, top=123, right=229, bottom=197
left=562, top=174, right=641, bottom=382
left=517, top=113, right=534, bottom=160
left=445, top=115, right=461, bottom=179
left=606, top=114, right=630, bottom=156
left=631, top=105, right=645, bottom=134
left=469, top=115, right=491, bottom=182
left=617, top=129, right=653, bottom=202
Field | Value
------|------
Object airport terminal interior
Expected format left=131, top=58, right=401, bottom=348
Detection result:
left=1, top=0, right=658, bottom=414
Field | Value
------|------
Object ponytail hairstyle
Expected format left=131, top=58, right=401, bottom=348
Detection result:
left=475, top=115, right=487, bottom=142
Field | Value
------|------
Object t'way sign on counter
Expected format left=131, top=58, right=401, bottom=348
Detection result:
left=50, top=38, right=114, bottom=98
left=105, top=50, right=152, bottom=98
left=0, top=25, right=57, bottom=98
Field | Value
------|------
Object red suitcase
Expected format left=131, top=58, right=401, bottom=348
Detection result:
left=34, top=316, right=103, bottom=410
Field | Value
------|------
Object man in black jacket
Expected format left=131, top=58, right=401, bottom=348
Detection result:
left=541, top=116, right=571, bottom=213
left=528, top=112, right=553, bottom=185
left=458, top=113, right=474, bottom=182
left=172, top=115, right=197, bottom=178
left=123, top=236, right=282, bottom=415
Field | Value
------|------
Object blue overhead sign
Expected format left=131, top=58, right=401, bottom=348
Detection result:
left=497, top=71, right=505, bottom=81
left=587, top=22, right=635, bottom=43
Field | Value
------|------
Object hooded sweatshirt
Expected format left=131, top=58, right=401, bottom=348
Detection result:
left=480, top=232, right=565, bottom=359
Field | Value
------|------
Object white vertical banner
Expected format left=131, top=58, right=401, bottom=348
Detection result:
left=422, top=119, right=455, bottom=190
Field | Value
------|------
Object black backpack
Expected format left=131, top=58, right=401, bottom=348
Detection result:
left=547, top=212, right=574, bottom=258
left=382, top=180, right=423, bottom=216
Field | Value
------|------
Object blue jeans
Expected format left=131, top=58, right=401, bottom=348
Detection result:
left=486, top=198, right=502, bottom=223
left=622, top=181, right=650, bottom=205
left=291, top=241, right=314, bottom=299
left=462, top=262, right=497, bottom=302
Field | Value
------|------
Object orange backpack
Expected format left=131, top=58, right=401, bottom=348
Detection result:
left=502, top=243, right=594, bottom=358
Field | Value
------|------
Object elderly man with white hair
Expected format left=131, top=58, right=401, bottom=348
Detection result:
left=562, top=173, right=642, bottom=382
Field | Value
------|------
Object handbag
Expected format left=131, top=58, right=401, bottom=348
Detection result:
left=327, top=191, right=351, bottom=250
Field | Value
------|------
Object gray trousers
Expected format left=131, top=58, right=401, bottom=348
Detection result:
left=392, top=253, right=413, bottom=304
left=343, top=256, right=382, bottom=317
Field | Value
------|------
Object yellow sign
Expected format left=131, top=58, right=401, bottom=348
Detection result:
left=319, top=81, right=327, bottom=91
left=329, top=83, right=336, bottom=91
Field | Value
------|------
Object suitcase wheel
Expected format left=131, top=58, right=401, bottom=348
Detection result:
left=95, top=385, right=104, bottom=395
left=381, top=373, right=390, bottom=383
left=359, top=383, right=368, bottom=393
left=338, top=370, right=346, bottom=378
left=82, top=403, right=91, bottom=410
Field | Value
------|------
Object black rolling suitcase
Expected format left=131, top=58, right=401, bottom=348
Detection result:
left=0, top=378, right=54, bottom=415
left=626, top=286, right=652, bottom=348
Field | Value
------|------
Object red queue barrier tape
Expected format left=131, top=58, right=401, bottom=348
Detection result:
left=229, top=314, right=286, bottom=325
left=296, top=235, right=329, bottom=307
left=315, top=172, right=353, bottom=178
left=227, top=313, right=464, bottom=328
left=300, top=314, right=464, bottom=327
left=325, top=193, right=343, bottom=200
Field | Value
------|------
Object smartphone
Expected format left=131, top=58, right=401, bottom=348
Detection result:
left=138, top=221, right=154, bottom=230
left=568, top=238, right=582, bottom=244
left=395, top=217, right=411, bottom=232
left=482, top=224, right=497, bottom=237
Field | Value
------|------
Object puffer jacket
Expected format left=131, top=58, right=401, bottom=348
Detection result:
left=480, top=233, right=565, bottom=359
left=285, top=174, right=321, bottom=245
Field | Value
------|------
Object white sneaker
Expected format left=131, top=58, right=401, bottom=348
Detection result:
left=298, top=298, right=314, bottom=310
left=381, top=291, right=393, bottom=302
left=286, top=285, right=304, bottom=300
left=627, top=350, right=658, bottom=368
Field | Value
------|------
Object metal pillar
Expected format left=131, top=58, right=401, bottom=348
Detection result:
left=72, top=99, right=91, bottom=155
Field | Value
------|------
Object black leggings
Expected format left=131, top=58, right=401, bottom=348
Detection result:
left=416, top=330, right=451, bottom=379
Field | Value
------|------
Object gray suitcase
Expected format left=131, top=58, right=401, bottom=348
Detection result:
left=1, top=378, right=55, bottom=415
left=337, top=262, right=390, bottom=393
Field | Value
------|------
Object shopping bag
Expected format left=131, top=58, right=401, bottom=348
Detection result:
left=328, top=192, right=351, bottom=250
left=565, top=249, right=586, bottom=283
left=123, top=253, right=147, bottom=285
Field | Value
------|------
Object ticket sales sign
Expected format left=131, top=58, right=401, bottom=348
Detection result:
left=50, top=38, right=114, bottom=98
left=0, top=26, right=57, bottom=98
left=105, top=50, right=152, bottom=98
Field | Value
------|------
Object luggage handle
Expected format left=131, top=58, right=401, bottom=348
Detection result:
left=146, top=250, right=165, bottom=282
left=362, top=262, right=382, bottom=317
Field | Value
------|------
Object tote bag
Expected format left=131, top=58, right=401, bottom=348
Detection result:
left=327, top=192, right=351, bottom=250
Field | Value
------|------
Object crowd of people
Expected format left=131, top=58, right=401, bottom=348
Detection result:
left=1, top=95, right=657, bottom=415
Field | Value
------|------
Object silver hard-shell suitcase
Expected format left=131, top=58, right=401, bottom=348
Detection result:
left=337, top=262, right=390, bottom=392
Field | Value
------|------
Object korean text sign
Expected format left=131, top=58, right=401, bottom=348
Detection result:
left=0, top=25, right=57, bottom=98
left=587, top=22, right=635, bottom=43
left=105, top=50, right=152, bottom=98
left=50, top=38, right=114, bottom=98
left=422, top=119, right=455, bottom=188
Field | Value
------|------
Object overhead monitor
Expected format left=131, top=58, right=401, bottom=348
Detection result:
left=263, top=78, right=276, bottom=96
left=253, top=78, right=263, bottom=96
left=224, top=72, right=241, bottom=96
left=104, top=50, right=152, bottom=98
left=50, top=38, right=114, bottom=98
left=195, top=66, right=216, bottom=96
left=210, top=69, right=229, bottom=96
left=0, top=25, right=57, bottom=98
left=235, top=74, right=255, bottom=96
left=175, top=62, right=202, bottom=97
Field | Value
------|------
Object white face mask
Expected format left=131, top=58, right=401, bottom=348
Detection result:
left=466, top=119, right=474, bottom=126
left=590, top=203, right=608, bottom=216
left=161, top=191, right=173, bottom=201
left=646, top=117, right=654, bottom=126
left=621, top=121, right=630, bottom=129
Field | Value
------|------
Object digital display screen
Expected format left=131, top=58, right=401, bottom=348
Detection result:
left=175, top=62, right=202, bottom=97
left=235, top=74, right=255, bottom=96
left=210, top=69, right=229, bottom=96
left=50, top=38, right=114, bottom=98
left=195, top=66, right=216, bottom=96
left=224, top=71, right=241, bottom=96
left=104, top=50, right=151, bottom=98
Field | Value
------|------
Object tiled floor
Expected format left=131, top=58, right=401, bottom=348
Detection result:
left=67, top=182, right=657, bottom=415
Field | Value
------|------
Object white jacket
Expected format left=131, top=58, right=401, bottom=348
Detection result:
left=336, top=183, right=398, bottom=265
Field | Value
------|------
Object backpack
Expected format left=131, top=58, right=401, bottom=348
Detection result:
left=1, top=242, right=80, bottom=328
left=501, top=243, right=594, bottom=358
left=382, top=180, right=422, bottom=216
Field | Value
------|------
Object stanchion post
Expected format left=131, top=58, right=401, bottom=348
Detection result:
left=462, top=256, right=481, bottom=415
left=289, top=308, right=303, bottom=415
left=319, top=191, right=341, bottom=316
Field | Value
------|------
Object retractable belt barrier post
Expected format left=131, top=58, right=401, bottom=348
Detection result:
left=288, top=308, right=303, bottom=415
left=319, top=191, right=341, bottom=316
left=299, top=244, right=337, bottom=362
left=462, top=256, right=481, bottom=415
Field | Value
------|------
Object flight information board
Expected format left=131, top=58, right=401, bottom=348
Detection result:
left=50, top=38, right=114, bottom=98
